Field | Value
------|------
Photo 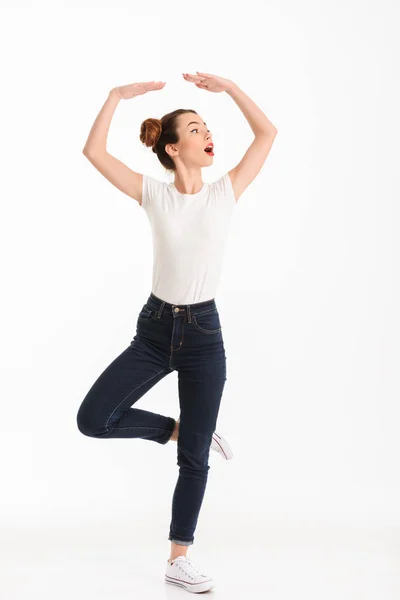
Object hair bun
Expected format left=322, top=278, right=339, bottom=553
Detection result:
left=140, top=118, right=162, bottom=150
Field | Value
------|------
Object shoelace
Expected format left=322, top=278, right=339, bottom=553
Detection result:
left=174, top=557, right=207, bottom=579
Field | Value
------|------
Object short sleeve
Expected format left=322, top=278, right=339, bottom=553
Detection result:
left=211, top=173, right=237, bottom=207
left=141, top=174, right=166, bottom=209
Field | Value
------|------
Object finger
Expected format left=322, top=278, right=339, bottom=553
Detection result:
left=196, top=71, right=212, bottom=77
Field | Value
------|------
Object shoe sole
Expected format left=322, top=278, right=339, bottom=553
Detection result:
left=165, top=575, right=215, bottom=593
left=212, top=432, right=233, bottom=460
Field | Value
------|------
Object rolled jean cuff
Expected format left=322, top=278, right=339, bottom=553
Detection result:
left=168, top=537, right=194, bottom=546
left=159, top=417, right=176, bottom=445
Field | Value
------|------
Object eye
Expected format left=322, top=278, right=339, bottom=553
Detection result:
left=191, top=128, right=211, bottom=133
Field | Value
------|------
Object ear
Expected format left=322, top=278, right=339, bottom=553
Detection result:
left=165, top=143, right=177, bottom=157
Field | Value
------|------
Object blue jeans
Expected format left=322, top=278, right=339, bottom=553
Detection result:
left=76, top=292, right=227, bottom=546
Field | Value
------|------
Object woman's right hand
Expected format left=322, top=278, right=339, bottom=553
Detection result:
left=111, top=81, right=166, bottom=100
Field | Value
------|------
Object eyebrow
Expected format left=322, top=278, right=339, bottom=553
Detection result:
left=186, top=121, right=207, bottom=127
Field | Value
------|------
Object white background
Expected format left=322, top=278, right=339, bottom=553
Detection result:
left=1, top=1, right=399, bottom=597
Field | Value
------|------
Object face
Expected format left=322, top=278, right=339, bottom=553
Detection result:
left=167, top=113, right=214, bottom=167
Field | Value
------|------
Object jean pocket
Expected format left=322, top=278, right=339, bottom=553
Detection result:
left=192, top=309, right=222, bottom=334
left=138, top=304, right=155, bottom=320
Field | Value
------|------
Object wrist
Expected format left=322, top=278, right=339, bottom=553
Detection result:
left=109, top=87, right=121, bottom=100
left=225, top=81, right=238, bottom=95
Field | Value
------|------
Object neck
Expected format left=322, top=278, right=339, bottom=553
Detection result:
left=173, top=168, right=203, bottom=194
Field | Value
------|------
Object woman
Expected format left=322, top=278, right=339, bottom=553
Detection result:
left=77, top=71, right=278, bottom=593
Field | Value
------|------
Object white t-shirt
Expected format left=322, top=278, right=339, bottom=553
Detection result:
left=140, top=173, right=237, bottom=305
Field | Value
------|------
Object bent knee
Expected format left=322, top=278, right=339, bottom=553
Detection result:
left=76, top=411, right=106, bottom=438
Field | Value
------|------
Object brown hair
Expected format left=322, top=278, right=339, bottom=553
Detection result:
left=139, top=109, right=197, bottom=173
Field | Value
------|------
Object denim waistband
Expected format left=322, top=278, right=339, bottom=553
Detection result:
left=146, top=291, right=217, bottom=321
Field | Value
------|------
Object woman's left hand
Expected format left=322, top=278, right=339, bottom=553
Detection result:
left=182, top=71, right=234, bottom=93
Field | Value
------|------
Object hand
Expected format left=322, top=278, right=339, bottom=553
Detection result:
left=111, top=80, right=166, bottom=100
left=182, top=71, right=234, bottom=93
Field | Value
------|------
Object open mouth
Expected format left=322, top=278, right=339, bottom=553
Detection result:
left=204, top=144, right=214, bottom=156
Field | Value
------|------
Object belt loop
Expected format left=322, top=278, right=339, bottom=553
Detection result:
left=187, top=305, right=191, bottom=323
left=157, top=301, right=165, bottom=319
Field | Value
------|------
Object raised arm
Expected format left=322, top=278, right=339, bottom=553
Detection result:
left=225, top=82, right=278, bottom=202
left=82, top=81, right=165, bottom=205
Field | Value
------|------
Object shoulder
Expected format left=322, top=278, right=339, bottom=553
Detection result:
left=210, top=172, right=237, bottom=205
left=141, top=174, right=167, bottom=208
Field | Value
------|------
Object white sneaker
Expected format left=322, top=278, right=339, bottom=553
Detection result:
left=210, top=431, right=233, bottom=460
left=165, top=555, right=215, bottom=593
